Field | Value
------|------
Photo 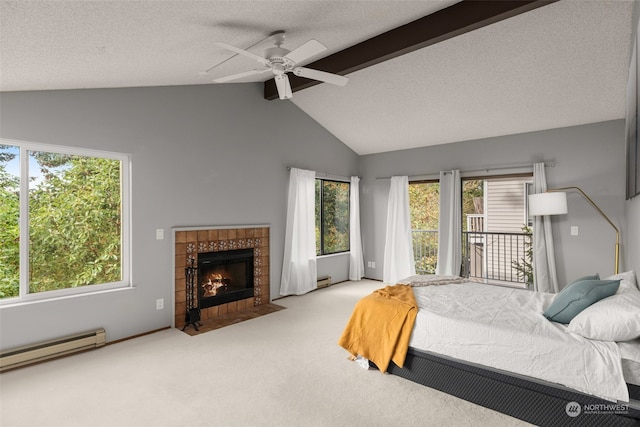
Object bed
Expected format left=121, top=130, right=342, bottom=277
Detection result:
left=339, top=272, right=640, bottom=426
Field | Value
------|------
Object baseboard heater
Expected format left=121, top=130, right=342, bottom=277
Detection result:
left=0, top=328, right=106, bottom=372
left=317, top=276, right=331, bottom=288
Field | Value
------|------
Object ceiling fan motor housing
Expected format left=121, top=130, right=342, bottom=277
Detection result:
left=264, top=47, right=293, bottom=67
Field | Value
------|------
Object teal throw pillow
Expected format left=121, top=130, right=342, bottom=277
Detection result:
left=570, top=274, right=600, bottom=283
left=543, top=279, right=620, bottom=324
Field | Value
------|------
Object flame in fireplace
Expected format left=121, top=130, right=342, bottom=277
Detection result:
left=202, top=273, right=228, bottom=296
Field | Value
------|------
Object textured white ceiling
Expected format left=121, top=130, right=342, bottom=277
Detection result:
left=0, top=0, right=635, bottom=155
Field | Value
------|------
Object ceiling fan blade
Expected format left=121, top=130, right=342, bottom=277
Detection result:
left=215, top=41, right=266, bottom=63
left=284, top=39, right=326, bottom=65
left=274, top=74, right=292, bottom=100
left=213, top=69, right=270, bottom=83
left=293, top=67, right=349, bottom=87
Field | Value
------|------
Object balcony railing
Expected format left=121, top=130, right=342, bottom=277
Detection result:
left=412, top=229, right=532, bottom=287
left=412, top=230, right=438, bottom=275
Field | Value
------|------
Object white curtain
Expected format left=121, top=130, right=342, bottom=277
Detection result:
left=280, top=168, right=318, bottom=296
left=383, top=176, right=415, bottom=284
left=532, top=163, right=560, bottom=293
left=349, top=176, right=365, bottom=281
left=436, top=170, right=462, bottom=276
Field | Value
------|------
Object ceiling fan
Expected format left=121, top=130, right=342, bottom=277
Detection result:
left=210, top=31, right=349, bottom=100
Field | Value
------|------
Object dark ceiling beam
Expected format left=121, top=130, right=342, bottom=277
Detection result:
left=264, top=0, right=558, bottom=100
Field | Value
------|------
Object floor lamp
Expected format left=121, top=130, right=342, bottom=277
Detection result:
left=528, top=187, right=620, bottom=275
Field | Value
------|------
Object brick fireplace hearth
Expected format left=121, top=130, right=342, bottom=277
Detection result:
left=173, top=225, right=270, bottom=329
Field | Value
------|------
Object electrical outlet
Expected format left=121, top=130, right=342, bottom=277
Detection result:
left=371, top=262, right=376, bottom=269
left=367, top=261, right=372, bottom=268
left=156, top=298, right=164, bottom=310
left=156, top=229, right=164, bottom=240
left=571, top=226, right=579, bottom=236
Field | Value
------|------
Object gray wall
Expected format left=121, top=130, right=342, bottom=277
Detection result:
left=360, top=120, right=628, bottom=286
left=625, top=0, right=640, bottom=275
left=627, top=197, right=640, bottom=273
left=0, top=84, right=358, bottom=349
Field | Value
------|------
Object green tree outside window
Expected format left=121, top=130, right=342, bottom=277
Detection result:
left=0, top=144, right=123, bottom=299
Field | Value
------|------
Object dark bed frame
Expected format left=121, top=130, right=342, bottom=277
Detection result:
left=383, top=347, right=640, bottom=427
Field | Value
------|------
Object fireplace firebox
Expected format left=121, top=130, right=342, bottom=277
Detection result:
left=197, top=248, right=254, bottom=309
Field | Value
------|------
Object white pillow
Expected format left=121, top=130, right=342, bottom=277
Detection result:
left=567, top=290, right=640, bottom=341
left=606, top=270, right=639, bottom=293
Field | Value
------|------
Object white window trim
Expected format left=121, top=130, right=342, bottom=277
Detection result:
left=0, top=138, right=132, bottom=306
left=317, top=251, right=351, bottom=259
left=524, top=181, right=534, bottom=227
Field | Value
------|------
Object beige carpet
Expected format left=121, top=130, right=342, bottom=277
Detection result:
left=0, top=279, right=530, bottom=427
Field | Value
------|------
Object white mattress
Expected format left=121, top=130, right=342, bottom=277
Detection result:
left=619, top=339, right=640, bottom=386
left=408, top=283, right=632, bottom=402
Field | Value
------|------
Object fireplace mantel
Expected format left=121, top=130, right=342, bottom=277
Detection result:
left=173, top=225, right=270, bottom=329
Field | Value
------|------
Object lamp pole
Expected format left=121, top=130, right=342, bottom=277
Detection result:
left=547, top=187, right=619, bottom=275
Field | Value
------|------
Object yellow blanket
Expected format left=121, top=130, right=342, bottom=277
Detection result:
left=337, top=285, right=417, bottom=373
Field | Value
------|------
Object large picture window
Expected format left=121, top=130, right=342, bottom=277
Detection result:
left=410, top=175, right=532, bottom=286
left=315, top=179, right=350, bottom=255
left=0, top=140, right=130, bottom=302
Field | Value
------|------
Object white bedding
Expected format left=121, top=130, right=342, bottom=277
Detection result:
left=408, top=283, right=631, bottom=402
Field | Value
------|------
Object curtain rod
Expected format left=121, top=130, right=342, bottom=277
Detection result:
left=286, top=166, right=358, bottom=181
left=375, top=162, right=555, bottom=180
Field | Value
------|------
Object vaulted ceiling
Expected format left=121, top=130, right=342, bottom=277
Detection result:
left=0, top=0, right=635, bottom=155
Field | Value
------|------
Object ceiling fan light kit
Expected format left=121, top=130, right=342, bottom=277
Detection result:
left=210, top=31, right=348, bottom=100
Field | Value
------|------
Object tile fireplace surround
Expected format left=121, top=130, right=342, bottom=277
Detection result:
left=173, top=225, right=270, bottom=329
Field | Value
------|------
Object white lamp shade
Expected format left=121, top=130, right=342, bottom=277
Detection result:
left=528, top=192, right=568, bottom=216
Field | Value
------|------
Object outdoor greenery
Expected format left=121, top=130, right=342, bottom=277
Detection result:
left=409, top=182, right=439, bottom=273
left=315, top=179, right=349, bottom=255
left=409, top=180, right=484, bottom=274
left=462, top=179, right=484, bottom=231
left=511, top=224, right=534, bottom=285
left=0, top=145, right=122, bottom=299
left=409, top=182, right=439, bottom=230
left=0, top=151, right=19, bottom=299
